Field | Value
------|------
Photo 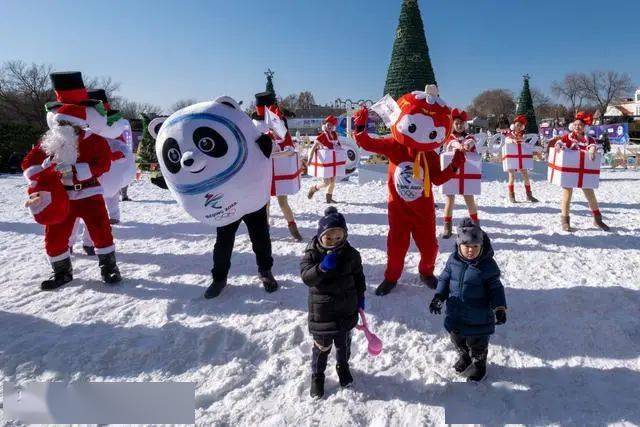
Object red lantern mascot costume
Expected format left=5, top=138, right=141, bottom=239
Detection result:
left=353, top=85, right=465, bottom=295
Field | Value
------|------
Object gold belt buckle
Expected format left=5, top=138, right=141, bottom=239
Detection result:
left=73, top=183, right=82, bottom=191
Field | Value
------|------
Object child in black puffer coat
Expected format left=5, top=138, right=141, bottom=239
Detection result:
left=300, top=207, right=366, bottom=398
left=429, top=218, right=507, bottom=382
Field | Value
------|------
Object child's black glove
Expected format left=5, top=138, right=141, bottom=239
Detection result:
left=429, top=294, right=445, bottom=314
left=495, top=308, right=507, bottom=325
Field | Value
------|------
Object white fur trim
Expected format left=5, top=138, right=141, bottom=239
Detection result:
left=49, top=249, right=71, bottom=262
left=95, top=245, right=115, bottom=255
left=23, top=165, right=43, bottom=180
left=74, top=163, right=92, bottom=181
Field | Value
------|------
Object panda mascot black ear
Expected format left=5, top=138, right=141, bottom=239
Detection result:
left=148, top=117, right=167, bottom=140
left=214, top=96, right=241, bottom=110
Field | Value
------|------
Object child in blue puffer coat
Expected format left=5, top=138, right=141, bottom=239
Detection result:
left=429, top=218, right=507, bottom=381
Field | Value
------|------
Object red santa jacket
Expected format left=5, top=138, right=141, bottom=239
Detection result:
left=444, top=132, right=476, bottom=152
left=316, top=130, right=339, bottom=149
left=559, top=132, right=599, bottom=152
left=22, top=130, right=112, bottom=200
left=354, top=132, right=457, bottom=218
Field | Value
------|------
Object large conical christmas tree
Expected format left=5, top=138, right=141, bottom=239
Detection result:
left=384, top=0, right=436, bottom=99
left=516, top=75, right=539, bottom=134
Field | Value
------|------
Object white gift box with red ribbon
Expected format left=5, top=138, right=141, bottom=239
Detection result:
left=547, top=147, right=601, bottom=189
left=440, top=152, right=482, bottom=195
left=271, top=151, right=301, bottom=196
left=502, top=142, right=533, bottom=171
left=308, top=148, right=347, bottom=178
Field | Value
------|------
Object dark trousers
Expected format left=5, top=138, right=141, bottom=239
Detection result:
left=450, top=332, right=489, bottom=361
left=311, top=331, right=351, bottom=375
left=211, top=205, right=273, bottom=280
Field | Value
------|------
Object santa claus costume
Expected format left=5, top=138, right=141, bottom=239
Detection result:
left=307, top=115, right=341, bottom=204
left=503, top=115, right=538, bottom=203
left=353, top=86, right=465, bottom=295
left=440, top=108, right=479, bottom=238
left=22, top=72, right=121, bottom=290
left=556, top=112, right=609, bottom=232
left=252, top=92, right=303, bottom=241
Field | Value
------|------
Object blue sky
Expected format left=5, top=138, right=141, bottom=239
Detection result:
left=1, top=0, right=638, bottom=112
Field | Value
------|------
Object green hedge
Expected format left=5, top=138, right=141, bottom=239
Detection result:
left=0, top=122, right=42, bottom=172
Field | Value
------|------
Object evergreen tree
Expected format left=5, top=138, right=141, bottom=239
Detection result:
left=136, top=113, right=158, bottom=170
left=516, top=75, right=539, bottom=134
left=265, top=69, right=275, bottom=96
left=384, top=0, right=436, bottom=99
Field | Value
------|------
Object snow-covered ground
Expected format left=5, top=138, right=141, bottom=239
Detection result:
left=1, top=163, right=639, bottom=425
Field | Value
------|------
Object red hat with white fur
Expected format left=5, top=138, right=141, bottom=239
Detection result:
left=513, top=114, right=527, bottom=125
left=452, top=108, right=468, bottom=122
left=324, top=115, right=338, bottom=126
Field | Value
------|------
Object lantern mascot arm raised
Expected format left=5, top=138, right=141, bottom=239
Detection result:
left=352, top=106, right=464, bottom=185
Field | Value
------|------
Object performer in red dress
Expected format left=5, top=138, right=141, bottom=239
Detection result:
left=307, top=115, right=341, bottom=203
left=504, top=115, right=539, bottom=203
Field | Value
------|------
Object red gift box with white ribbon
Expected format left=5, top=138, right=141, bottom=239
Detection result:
left=502, top=142, right=534, bottom=171
left=271, top=151, right=301, bottom=196
left=307, top=148, right=347, bottom=178
left=440, top=152, right=482, bottom=195
left=547, top=147, right=601, bottom=189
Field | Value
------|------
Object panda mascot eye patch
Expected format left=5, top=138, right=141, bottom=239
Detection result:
left=154, top=98, right=272, bottom=227
left=193, top=127, right=228, bottom=158
left=162, top=138, right=182, bottom=174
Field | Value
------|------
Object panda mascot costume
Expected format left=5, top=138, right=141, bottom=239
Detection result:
left=353, top=85, right=465, bottom=295
left=70, top=89, right=137, bottom=254
left=21, top=71, right=121, bottom=290
left=150, top=96, right=278, bottom=298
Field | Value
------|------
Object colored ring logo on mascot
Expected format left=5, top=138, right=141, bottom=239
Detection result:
left=160, top=112, right=248, bottom=196
left=393, top=161, right=424, bottom=202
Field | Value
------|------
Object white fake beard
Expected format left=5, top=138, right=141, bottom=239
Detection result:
left=41, top=125, right=79, bottom=164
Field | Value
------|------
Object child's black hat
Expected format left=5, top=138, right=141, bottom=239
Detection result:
left=317, top=206, right=347, bottom=237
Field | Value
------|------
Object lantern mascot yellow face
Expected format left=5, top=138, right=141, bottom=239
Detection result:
left=352, top=85, right=467, bottom=295
left=151, top=96, right=273, bottom=227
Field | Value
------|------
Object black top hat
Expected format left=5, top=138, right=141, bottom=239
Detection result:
left=87, top=89, right=108, bottom=104
left=48, top=71, right=100, bottom=107
left=255, top=91, right=276, bottom=107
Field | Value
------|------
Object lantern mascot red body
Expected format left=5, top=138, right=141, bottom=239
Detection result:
left=353, top=86, right=466, bottom=295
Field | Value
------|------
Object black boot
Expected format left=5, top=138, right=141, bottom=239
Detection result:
left=466, top=357, right=487, bottom=382
left=375, top=279, right=397, bottom=296
left=453, top=353, right=472, bottom=374
left=83, top=245, right=95, bottom=256
left=204, top=278, right=227, bottom=299
left=326, top=193, right=337, bottom=204
left=41, top=258, right=73, bottom=291
left=310, top=374, right=325, bottom=398
left=258, top=270, right=279, bottom=293
left=336, top=364, right=353, bottom=388
left=420, top=274, right=438, bottom=290
left=98, top=252, right=122, bottom=284
left=440, top=222, right=453, bottom=239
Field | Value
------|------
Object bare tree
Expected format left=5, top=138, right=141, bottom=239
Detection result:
left=576, top=70, right=634, bottom=119
left=0, top=60, right=53, bottom=129
left=170, top=98, right=197, bottom=113
left=467, top=89, right=516, bottom=122
left=297, top=91, right=316, bottom=109
left=114, top=98, right=163, bottom=120
left=279, top=94, right=298, bottom=112
left=551, top=73, right=588, bottom=116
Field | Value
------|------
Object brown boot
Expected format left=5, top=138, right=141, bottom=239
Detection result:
left=593, top=213, right=610, bottom=231
left=326, top=193, right=337, bottom=204
left=561, top=215, right=571, bottom=232
left=440, top=222, right=453, bottom=239
left=287, top=222, right=303, bottom=241
left=509, top=191, right=517, bottom=203
left=526, top=190, right=539, bottom=203
left=307, top=185, right=318, bottom=199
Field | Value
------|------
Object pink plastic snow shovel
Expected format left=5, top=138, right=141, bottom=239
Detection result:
left=355, top=309, right=383, bottom=356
